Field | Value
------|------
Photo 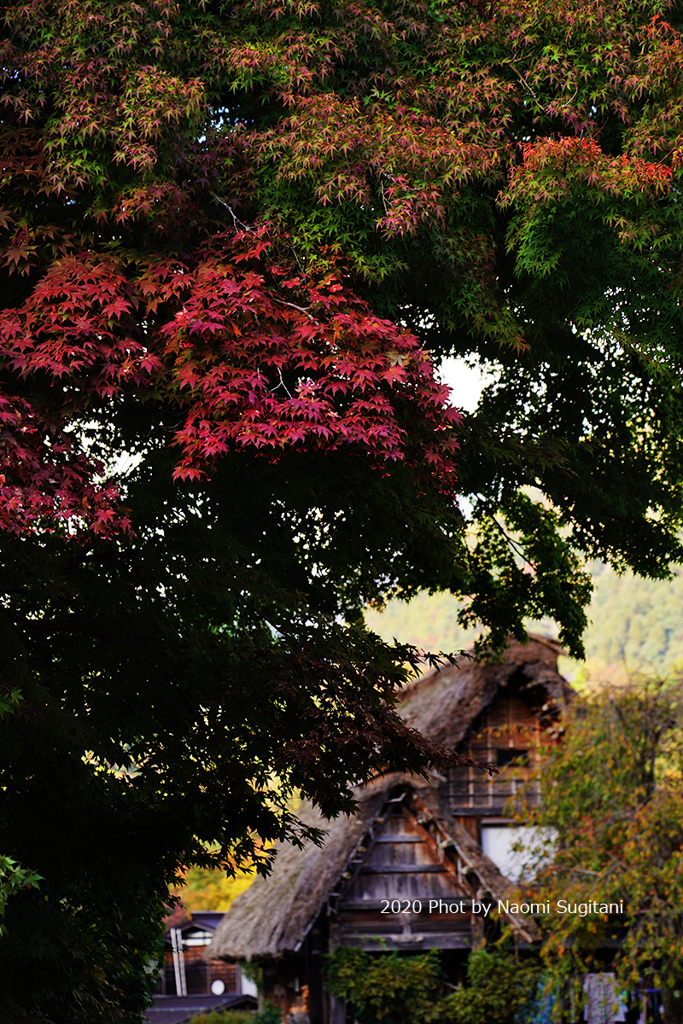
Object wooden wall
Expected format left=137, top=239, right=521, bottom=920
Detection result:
left=332, top=803, right=475, bottom=952
left=445, top=695, right=542, bottom=817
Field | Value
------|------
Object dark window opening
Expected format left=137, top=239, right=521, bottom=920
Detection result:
left=496, top=748, right=529, bottom=768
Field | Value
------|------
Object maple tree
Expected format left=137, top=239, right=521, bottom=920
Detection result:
left=522, top=682, right=683, bottom=1024
left=2, top=0, right=683, bottom=1020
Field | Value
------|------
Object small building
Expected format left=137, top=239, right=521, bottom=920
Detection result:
left=160, top=907, right=245, bottom=996
left=207, top=636, right=573, bottom=1023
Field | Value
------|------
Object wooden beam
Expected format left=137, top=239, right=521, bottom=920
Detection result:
left=360, top=864, right=447, bottom=874
left=338, top=900, right=470, bottom=911
left=374, top=835, right=426, bottom=844
left=337, top=934, right=473, bottom=951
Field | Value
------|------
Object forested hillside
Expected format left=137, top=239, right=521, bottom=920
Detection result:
left=365, top=565, right=683, bottom=679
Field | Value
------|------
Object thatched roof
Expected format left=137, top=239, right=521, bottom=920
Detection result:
left=207, top=773, right=542, bottom=962
left=208, top=784, right=389, bottom=962
left=397, top=634, right=571, bottom=747
left=207, top=635, right=570, bottom=961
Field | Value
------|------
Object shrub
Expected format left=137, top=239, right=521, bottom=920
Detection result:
left=189, top=1003, right=281, bottom=1024
left=188, top=1010, right=255, bottom=1024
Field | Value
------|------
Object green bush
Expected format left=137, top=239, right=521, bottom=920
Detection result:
left=189, top=1003, right=281, bottom=1024
left=432, top=944, right=541, bottom=1024
left=188, top=1010, right=255, bottom=1024
left=254, top=1002, right=282, bottom=1024
left=326, top=942, right=541, bottom=1024
left=326, top=947, right=442, bottom=1024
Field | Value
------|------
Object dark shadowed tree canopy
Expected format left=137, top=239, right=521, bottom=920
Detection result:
left=2, top=0, right=683, bottom=1020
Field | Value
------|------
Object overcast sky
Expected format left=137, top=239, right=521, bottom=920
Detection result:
left=438, top=357, right=494, bottom=413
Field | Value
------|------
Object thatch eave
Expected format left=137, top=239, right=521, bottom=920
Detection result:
left=207, top=783, right=389, bottom=962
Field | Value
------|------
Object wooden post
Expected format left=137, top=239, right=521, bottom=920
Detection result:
left=170, top=927, right=187, bottom=996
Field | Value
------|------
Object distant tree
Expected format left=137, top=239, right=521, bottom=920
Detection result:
left=175, top=864, right=256, bottom=913
left=365, top=566, right=683, bottom=677
left=523, top=683, right=683, bottom=1024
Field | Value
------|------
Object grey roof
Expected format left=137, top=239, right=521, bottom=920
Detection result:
left=144, top=994, right=257, bottom=1024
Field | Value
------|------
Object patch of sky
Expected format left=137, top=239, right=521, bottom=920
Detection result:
left=438, top=356, right=497, bottom=414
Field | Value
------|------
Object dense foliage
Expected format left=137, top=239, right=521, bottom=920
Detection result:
left=188, top=1006, right=280, bottom=1024
left=186, top=0, right=683, bottom=599
left=325, top=943, right=540, bottom=1024
left=523, top=684, right=683, bottom=1024
left=326, top=946, right=444, bottom=1024
left=7, top=0, right=683, bottom=652
left=1, top=453, right=466, bottom=1022
left=441, top=942, right=541, bottom=1024
left=3, top=0, right=683, bottom=1019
